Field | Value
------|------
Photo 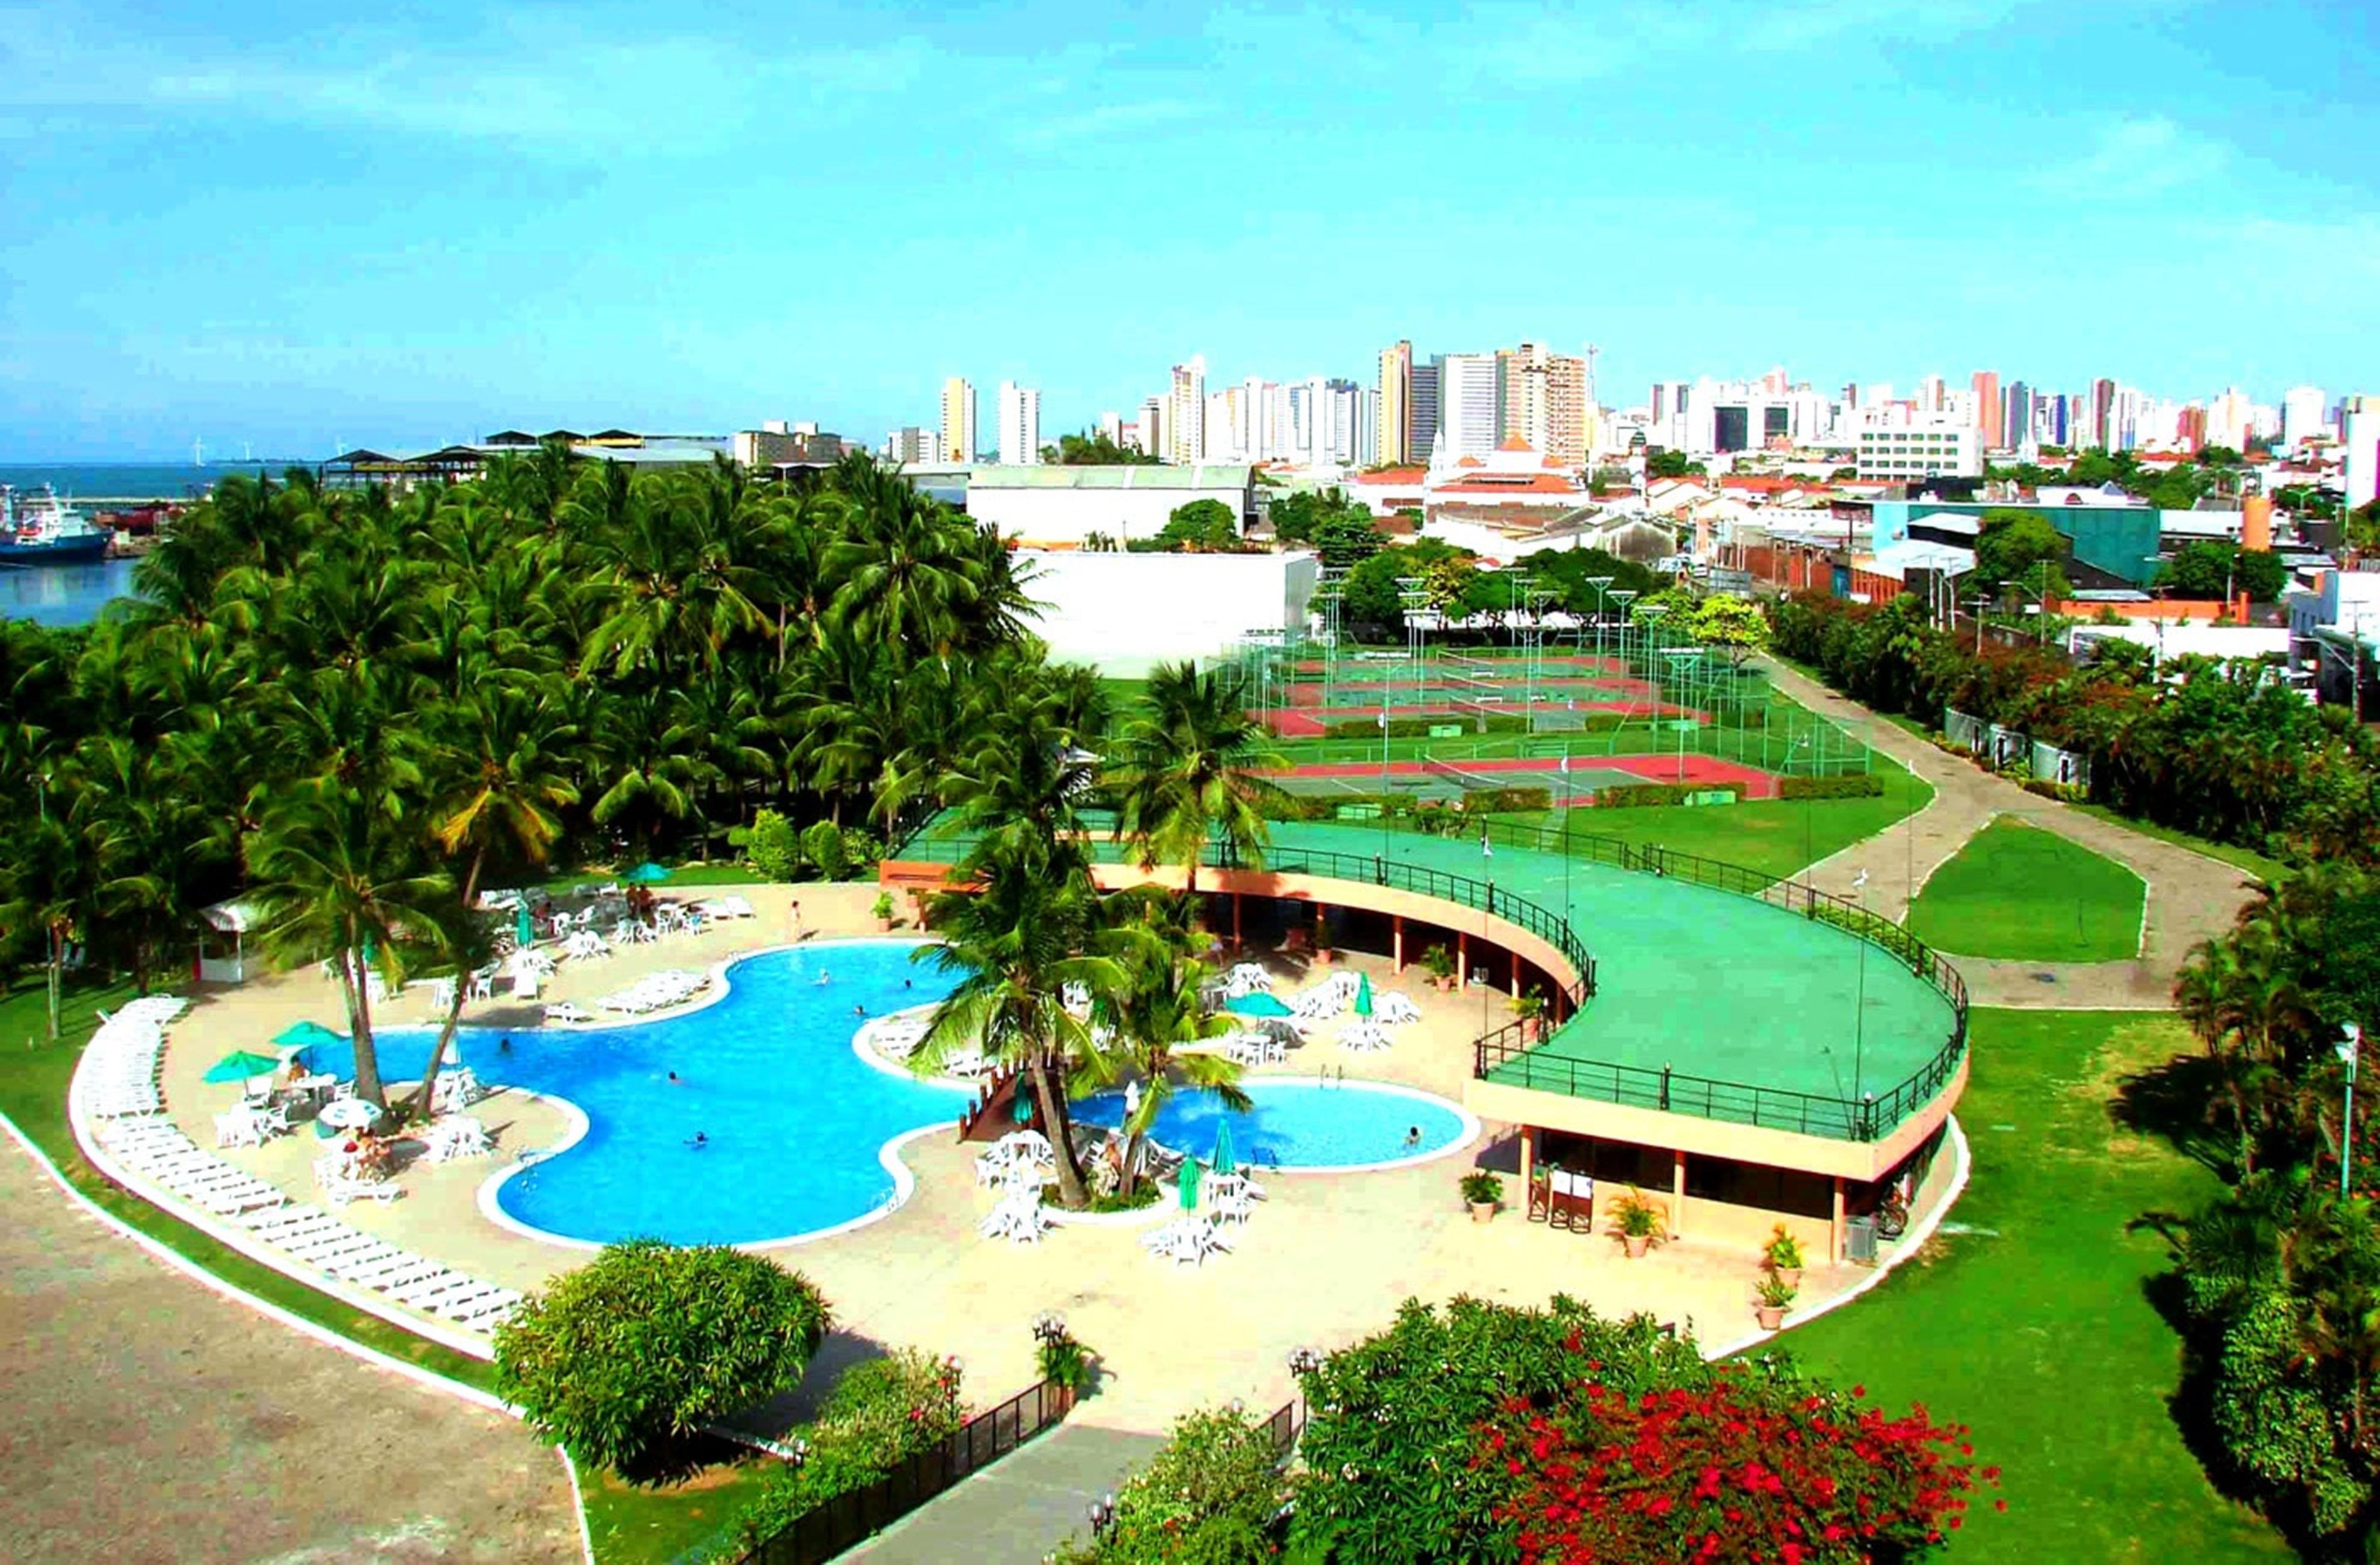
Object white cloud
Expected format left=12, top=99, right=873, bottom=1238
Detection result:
left=2028, top=116, right=2228, bottom=196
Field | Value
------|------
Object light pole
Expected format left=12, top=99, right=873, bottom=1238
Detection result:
left=1636, top=602, right=1671, bottom=742
left=2341, top=1023, right=2362, bottom=1199
left=1661, top=647, right=1701, bottom=783
left=1851, top=867, right=1870, bottom=1126
left=1586, top=575, right=1614, bottom=668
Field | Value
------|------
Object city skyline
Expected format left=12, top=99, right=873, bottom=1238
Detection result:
left=4, top=0, right=2374, bottom=459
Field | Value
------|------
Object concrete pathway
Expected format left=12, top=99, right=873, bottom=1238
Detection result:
left=0, top=1139, right=580, bottom=1564
left=842, top=1423, right=1166, bottom=1564
left=1762, top=659, right=2264, bottom=1008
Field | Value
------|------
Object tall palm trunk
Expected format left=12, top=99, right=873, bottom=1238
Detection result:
left=1030, top=1050, right=1089, bottom=1208
left=342, top=947, right=386, bottom=1106
left=411, top=843, right=487, bottom=1120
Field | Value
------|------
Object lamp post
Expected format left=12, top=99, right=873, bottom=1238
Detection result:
left=2341, top=1023, right=2362, bottom=1199
left=1586, top=575, right=1614, bottom=668
left=1851, top=867, right=1869, bottom=1125
left=1660, top=647, right=1701, bottom=784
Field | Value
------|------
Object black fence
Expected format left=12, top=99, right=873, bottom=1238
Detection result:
left=1260, top=1397, right=1305, bottom=1458
left=733, top=1380, right=1069, bottom=1565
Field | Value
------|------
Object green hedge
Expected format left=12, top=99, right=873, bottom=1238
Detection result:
left=1776, top=774, right=1884, bottom=801
left=721, top=1350, right=967, bottom=1557
left=1319, top=714, right=1534, bottom=739
left=1593, top=781, right=1746, bottom=809
left=1260, top=787, right=1553, bottom=823
left=2022, top=778, right=2087, bottom=803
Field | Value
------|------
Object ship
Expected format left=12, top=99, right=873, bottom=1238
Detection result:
left=0, top=486, right=115, bottom=567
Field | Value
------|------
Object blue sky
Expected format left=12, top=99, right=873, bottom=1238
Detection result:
left=2, top=0, right=2373, bottom=459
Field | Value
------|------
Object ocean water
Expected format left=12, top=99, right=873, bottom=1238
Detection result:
left=1, top=557, right=140, bottom=627
left=0, top=461, right=290, bottom=500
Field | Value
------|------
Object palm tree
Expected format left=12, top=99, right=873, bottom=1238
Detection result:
left=912, top=841, right=1119, bottom=1209
left=408, top=683, right=580, bottom=1114
left=1110, top=660, right=1283, bottom=899
left=248, top=787, right=451, bottom=1107
left=1101, top=899, right=1246, bottom=1195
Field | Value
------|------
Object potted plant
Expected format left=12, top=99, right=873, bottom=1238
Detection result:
left=1509, top=991, right=1547, bottom=1041
left=1754, top=1272, right=1798, bottom=1331
left=1422, top=943, right=1455, bottom=993
left=1460, top=1171, right=1503, bottom=1223
left=1608, top=1192, right=1663, bottom=1259
left=1762, top=1224, right=1806, bottom=1289
left=871, top=890, right=896, bottom=932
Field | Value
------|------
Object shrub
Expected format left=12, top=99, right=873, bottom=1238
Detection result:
left=871, top=890, right=896, bottom=922
left=745, top=808, right=803, bottom=881
left=1321, top=714, right=1535, bottom=740
left=725, top=1350, right=966, bottom=1554
left=1762, top=1224, right=1806, bottom=1273
left=1461, top=1171, right=1505, bottom=1206
left=2021, top=777, right=2087, bottom=803
left=802, top=819, right=849, bottom=881
left=1489, top=1360, right=1993, bottom=1563
left=494, top=1241, right=830, bottom=1476
left=1594, top=781, right=1747, bottom=809
left=1055, top=1405, right=1285, bottom=1564
left=1459, top=786, right=1553, bottom=814
left=1288, top=1297, right=1705, bottom=1563
left=1776, top=773, right=1885, bottom=801
left=1036, top=1324, right=1096, bottom=1393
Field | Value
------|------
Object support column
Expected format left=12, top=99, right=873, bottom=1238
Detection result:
left=1232, top=892, right=1242, bottom=949
left=1671, top=1149, right=1687, bottom=1239
left=1519, top=1126, right=1536, bottom=1195
left=1832, top=1177, right=1847, bottom=1265
left=1511, top=960, right=1521, bottom=999
left=1393, top=915, right=1405, bottom=974
left=1457, top=931, right=1468, bottom=989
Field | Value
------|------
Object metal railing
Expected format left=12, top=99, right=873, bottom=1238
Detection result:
left=733, top=1380, right=1069, bottom=1565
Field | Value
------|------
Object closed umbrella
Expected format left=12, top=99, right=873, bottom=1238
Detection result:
left=202, top=1049, right=283, bottom=1085
left=1178, top=1155, right=1200, bottom=1210
left=1224, top=991, right=1294, bottom=1019
left=1213, top=1120, right=1237, bottom=1179
left=1354, top=972, right=1375, bottom=1017
left=515, top=903, right=536, bottom=948
left=626, top=861, right=672, bottom=884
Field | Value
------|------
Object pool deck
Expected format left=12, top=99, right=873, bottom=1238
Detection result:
left=137, top=879, right=1934, bottom=1438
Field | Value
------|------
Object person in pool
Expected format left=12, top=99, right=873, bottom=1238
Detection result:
left=854, top=1003, right=866, bottom=1017
left=667, top=1070, right=682, bottom=1085
left=815, top=970, right=831, bottom=985
left=687, top=1130, right=707, bottom=1149
left=1402, top=1125, right=1421, bottom=1149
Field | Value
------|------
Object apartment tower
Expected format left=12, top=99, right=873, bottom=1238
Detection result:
left=939, top=377, right=977, bottom=462
left=1377, top=341, right=1413, bottom=466
left=996, top=382, right=1041, bottom=466
left=1167, top=356, right=1207, bottom=463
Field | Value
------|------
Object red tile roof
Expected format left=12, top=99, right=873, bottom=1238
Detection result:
left=1353, top=465, right=1428, bottom=485
left=1434, top=476, right=1583, bottom=494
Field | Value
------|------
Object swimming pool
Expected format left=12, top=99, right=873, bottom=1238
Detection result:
left=1070, top=1080, right=1477, bottom=1172
left=307, top=941, right=969, bottom=1247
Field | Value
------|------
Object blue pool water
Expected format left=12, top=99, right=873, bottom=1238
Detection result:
left=1071, top=1080, right=1472, bottom=1170
left=305, top=941, right=967, bottom=1245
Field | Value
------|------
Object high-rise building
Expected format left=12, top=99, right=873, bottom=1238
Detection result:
left=1408, top=359, right=1441, bottom=460
left=1167, top=356, right=1207, bottom=463
left=2204, top=388, right=2254, bottom=454
left=1438, top=353, right=1500, bottom=457
left=2003, top=381, right=2031, bottom=449
left=2344, top=395, right=2380, bottom=511
left=1138, top=397, right=1165, bottom=460
left=1496, top=342, right=1589, bottom=466
left=1377, top=342, right=1412, bottom=466
left=939, top=377, right=977, bottom=462
left=884, top=426, right=937, bottom=465
left=996, top=381, right=1041, bottom=466
left=1971, top=371, right=2002, bottom=450
left=2283, top=386, right=2330, bottom=451
left=2091, top=379, right=2117, bottom=451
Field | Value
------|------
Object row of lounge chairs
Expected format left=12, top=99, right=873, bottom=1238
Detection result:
left=594, top=968, right=710, bottom=1015
left=99, top=1119, right=288, bottom=1218
left=240, top=1206, right=523, bottom=1330
left=75, top=996, right=187, bottom=1120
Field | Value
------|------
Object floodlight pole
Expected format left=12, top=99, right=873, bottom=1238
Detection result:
left=1661, top=648, right=1701, bottom=784
left=1586, top=575, right=1614, bottom=669
left=1638, top=602, right=1671, bottom=742
left=2341, top=1024, right=2363, bottom=1199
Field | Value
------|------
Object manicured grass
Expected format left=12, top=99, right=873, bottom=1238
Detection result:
left=582, top=1456, right=774, bottom=1564
left=1487, top=749, right=1933, bottom=885
left=1907, top=817, right=2145, bottom=962
left=0, top=978, right=500, bottom=1394
left=2065, top=804, right=2287, bottom=885
left=1777, top=1009, right=2287, bottom=1561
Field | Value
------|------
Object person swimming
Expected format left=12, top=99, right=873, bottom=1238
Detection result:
left=667, top=1070, right=682, bottom=1085
left=853, top=1003, right=866, bottom=1017
left=1402, top=1125, right=1421, bottom=1148
left=498, top=1035, right=512, bottom=1054
left=815, top=970, right=831, bottom=985
left=687, top=1130, right=707, bottom=1149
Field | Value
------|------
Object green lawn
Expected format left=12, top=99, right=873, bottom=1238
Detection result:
left=1777, top=1009, right=2286, bottom=1561
left=1485, top=748, right=1933, bottom=885
left=582, top=1455, right=773, bottom=1563
left=1908, top=817, right=2145, bottom=962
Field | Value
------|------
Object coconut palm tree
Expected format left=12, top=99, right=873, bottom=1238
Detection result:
left=248, top=786, right=450, bottom=1107
left=912, top=840, right=1119, bottom=1209
left=1100, top=899, right=1246, bottom=1195
left=1109, top=660, right=1283, bottom=899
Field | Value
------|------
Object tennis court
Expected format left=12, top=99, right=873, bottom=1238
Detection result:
left=1264, top=752, right=1783, bottom=805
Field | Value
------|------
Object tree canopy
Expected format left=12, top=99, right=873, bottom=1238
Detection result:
left=1043, top=429, right=1159, bottom=465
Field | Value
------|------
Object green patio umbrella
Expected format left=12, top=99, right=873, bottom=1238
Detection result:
left=515, top=903, right=536, bottom=947
left=626, top=861, right=672, bottom=884
left=1012, top=1086, right=1036, bottom=1124
left=1213, top=1120, right=1237, bottom=1178
left=202, top=1049, right=282, bottom=1085
left=1178, top=1155, right=1200, bottom=1210
left=272, top=1021, right=343, bottom=1049
left=1353, top=972, right=1374, bottom=1018
left=1223, top=991, right=1293, bottom=1019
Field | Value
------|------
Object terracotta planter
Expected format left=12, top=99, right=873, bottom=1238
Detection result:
left=1469, top=1201, right=1496, bottom=1224
left=875, top=917, right=893, bottom=933
left=1754, top=1304, right=1785, bottom=1331
left=1624, top=1233, right=1651, bottom=1259
left=1315, top=949, right=1334, bottom=967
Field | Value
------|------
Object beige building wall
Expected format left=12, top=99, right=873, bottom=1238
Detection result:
left=940, top=377, right=977, bottom=462
left=1377, top=341, right=1412, bottom=466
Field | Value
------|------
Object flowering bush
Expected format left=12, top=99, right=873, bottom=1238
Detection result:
left=722, top=1350, right=966, bottom=1554
left=1053, top=1405, right=1284, bottom=1563
left=1485, top=1360, right=1996, bottom=1563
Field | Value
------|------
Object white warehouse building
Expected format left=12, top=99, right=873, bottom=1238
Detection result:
left=1016, top=550, right=1321, bottom=675
left=959, top=464, right=1255, bottom=548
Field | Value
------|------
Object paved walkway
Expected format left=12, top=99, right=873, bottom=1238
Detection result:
left=1762, top=659, right=2264, bottom=1008
left=0, top=1139, right=580, bottom=1564
left=842, top=1424, right=1166, bottom=1564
